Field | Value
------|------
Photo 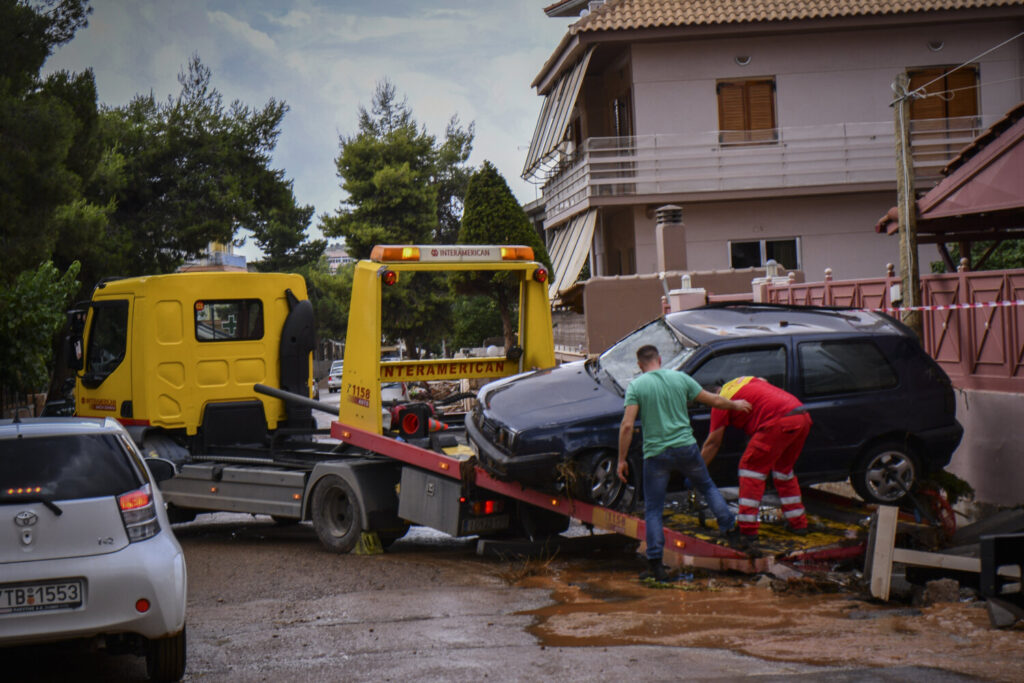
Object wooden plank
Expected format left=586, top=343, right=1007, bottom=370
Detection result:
left=892, top=548, right=981, bottom=573
left=869, top=505, right=899, bottom=601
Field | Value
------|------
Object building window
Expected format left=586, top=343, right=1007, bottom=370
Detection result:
left=907, top=65, right=978, bottom=121
left=717, top=78, right=777, bottom=144
left=729, top=238, right=799, bottom=270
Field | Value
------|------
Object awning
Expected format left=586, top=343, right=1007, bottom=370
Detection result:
left=875, top=103, right=1024, bottom=244
left=547, top=209, right=597, bottom=298
left=522, top=46, right=594, bottom=180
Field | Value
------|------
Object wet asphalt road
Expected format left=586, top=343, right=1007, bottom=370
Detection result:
left=3, top=512, right=994, bottom=682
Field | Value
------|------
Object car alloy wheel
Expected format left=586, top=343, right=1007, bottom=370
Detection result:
left=576, top=450, right=625, bottom=509
left=853, top=442, right=918, bottom=504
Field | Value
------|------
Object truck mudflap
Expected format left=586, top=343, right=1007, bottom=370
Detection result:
left=331, top=420, right=873, bottom=572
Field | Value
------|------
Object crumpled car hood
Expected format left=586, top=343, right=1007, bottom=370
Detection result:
left=480, top=360, right=623, bottom=429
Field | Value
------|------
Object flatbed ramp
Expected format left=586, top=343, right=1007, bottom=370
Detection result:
left=332, top=421, right=872, bottom=573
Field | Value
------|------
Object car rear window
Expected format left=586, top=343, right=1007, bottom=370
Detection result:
left=798, top=340, right=898, bottom=396
left=0, top=434, right=142, bottom=501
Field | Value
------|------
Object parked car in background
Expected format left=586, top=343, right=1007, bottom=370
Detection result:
left=467, top=304, right=963, bottom=508
left=0, top=417, right=187, bottom=682
left=326, top=360, right=344, bottom=393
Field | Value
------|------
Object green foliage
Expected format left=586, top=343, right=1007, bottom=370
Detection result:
left=320, top=79, right=474, bottom=355
left=434, top=115, right=475, bottom=244
left=94, top=55, right=320, bottom=277
left=301, top=259, right=353, bottom=344
left=930, top=239, right=1024, bottom=273
left=922, top=469, right=975, bottom=506
left=450, top=295, right=503, bottom=351
left=0, top=261, right=80, bottom=396
left=0, top=0, right=100, bottom=284
left=321, top=80, right=439, bottom=259
left=454, top=161, right=551, bottom=348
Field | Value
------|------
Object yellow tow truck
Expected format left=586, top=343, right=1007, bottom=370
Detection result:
left=66, top=244, right=561, bottom=550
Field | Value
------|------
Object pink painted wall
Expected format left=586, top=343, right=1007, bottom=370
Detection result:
left=629, top=192, right=937, bottom=281
left=629, top=18, right=1024, bottom=137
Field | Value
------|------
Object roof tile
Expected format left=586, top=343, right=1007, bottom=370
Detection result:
left=570, top=0, right=1024, bottom=33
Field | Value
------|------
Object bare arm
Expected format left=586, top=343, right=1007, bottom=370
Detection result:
left=701, top=426, right=726, bottom=465
left=695, top=389, right=751, bottom=413
left=617, top=404, right=639, bottom=483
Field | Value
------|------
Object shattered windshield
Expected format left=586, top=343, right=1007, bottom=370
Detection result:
left=597, top=319, right=697, bottom=392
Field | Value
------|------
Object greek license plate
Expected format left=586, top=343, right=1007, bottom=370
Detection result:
left=461, top=513, right=509, bottom=534
left=0, top=580, right=84, bottom=615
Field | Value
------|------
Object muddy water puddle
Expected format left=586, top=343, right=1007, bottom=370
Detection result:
left=517, top=562, right=1024, bottom=681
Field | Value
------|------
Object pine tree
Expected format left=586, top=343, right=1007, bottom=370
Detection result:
left=455, top=161, right=551, bottom=349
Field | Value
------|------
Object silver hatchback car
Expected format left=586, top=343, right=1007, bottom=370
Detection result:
left=0, top=417, right=187, bottom=681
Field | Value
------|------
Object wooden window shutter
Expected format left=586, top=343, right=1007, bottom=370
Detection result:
left=718, top=79, right=776, bottom=144
left=946, top=66, right=978, bottom=119
left=718, top=82, right=746, bottom=143
left=747, top=80, right=776, bottom=142
left=909, top=67, right=950, bottom=120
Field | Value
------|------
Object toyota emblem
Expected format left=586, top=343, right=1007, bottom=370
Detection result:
left=15, top=511, right=38, bottom=527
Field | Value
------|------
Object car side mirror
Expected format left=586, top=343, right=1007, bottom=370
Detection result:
left=145, top=457, right=177, bottom=482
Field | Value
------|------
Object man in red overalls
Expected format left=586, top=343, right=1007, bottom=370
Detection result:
left=700, top=376, right=812, bottom=538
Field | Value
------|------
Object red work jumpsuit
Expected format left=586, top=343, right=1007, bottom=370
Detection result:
left=710, top=376, right=812, bottom=536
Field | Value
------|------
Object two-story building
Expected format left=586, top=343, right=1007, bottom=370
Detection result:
left=525, top=0, right=1024, bottom=300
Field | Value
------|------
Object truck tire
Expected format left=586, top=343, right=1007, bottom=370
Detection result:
left=146, top=626, right=186, bottom=682
left=311, top=474, right=362, bottom=553
left=144, top=433, right=190, bottom=469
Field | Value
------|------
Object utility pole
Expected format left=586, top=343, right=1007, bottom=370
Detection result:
left=892, top=73, right=923, bottom=337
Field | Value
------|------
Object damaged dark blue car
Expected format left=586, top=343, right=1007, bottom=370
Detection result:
left=465, top=303, right=963, bottom=509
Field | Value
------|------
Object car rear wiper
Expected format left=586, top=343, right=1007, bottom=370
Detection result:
left=1, top=496, right=63, bottom=516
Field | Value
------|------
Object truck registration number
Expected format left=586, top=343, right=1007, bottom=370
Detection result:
left=461, top=514, right=510, bottom=534
left=0, top=580, right=84, bottom=614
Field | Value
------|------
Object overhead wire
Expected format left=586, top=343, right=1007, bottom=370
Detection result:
left=891, top=30, right=1024, bottom=105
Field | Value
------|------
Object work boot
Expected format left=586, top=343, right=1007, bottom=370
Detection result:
left=720, top=528, right=761, bottom=557
left=639, top=558, right=670, bottom=582
left=721, top=526, right=747, bottom=546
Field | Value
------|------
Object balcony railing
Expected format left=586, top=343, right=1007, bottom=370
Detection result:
left=540, top=116, right=992, bottom=225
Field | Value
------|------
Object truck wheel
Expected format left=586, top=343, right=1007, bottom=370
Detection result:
left=146, top=626, right=186, bottom=682
left=311, top=475, right=362, bottom=553
left=144, top=434, right=190, bottom=469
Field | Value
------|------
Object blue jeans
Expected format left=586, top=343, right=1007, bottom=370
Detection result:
left=643, top=443, right=736, bottom=560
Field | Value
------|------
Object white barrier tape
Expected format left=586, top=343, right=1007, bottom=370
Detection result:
left=861, top=299, right=1024, bottom=314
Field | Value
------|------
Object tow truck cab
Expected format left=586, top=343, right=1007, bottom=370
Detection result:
left=67, top=271, right=315, bottom=452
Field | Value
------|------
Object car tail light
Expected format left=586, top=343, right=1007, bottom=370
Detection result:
left=118, top=484, right=161, bottom=542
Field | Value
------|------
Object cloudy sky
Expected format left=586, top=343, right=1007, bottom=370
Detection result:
left=43, top=1, right=574, bottom=257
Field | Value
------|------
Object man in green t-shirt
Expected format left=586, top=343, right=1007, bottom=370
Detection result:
left=617, top=344, right=751, bottom=581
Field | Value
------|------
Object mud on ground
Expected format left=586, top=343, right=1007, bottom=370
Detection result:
left=518, top=553, right=1024, bottom=682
